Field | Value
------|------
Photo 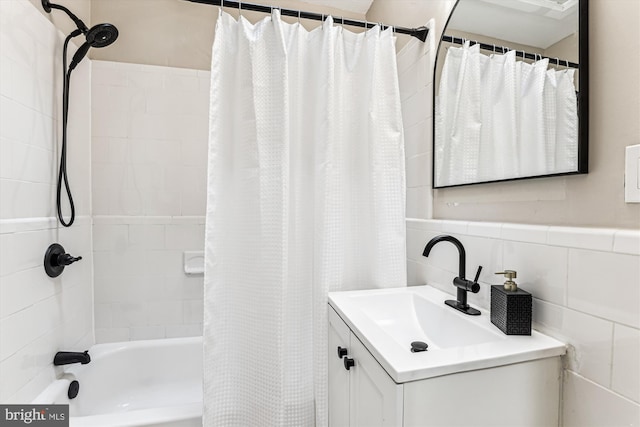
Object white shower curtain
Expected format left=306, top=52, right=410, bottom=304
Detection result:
left=203, top=10, right=406, bottom=427
left=435, top=42, right=578, bottom=186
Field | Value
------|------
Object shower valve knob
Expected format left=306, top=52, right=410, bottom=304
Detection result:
left=44, top=243, right=82, bottom=278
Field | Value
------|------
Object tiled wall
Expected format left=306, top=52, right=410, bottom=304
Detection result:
left=91, top=61, right=208, bottom=342
left=396, top=27, right=434, bottom=220
left=406, top=219, right=640, bottom=425
left=92, top=216, right=204, bottom=342
left=0, top=0, right=94, bottom=403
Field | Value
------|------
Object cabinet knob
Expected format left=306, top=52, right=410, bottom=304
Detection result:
left=344, top=357, right=355, bottom=370
left=337, top=346, right=348, bottom=359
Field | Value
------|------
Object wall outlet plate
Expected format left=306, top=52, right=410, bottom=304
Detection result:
left=624, top=144, right=640, bottom=203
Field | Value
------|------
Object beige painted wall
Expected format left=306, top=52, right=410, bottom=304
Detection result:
left=90, top=0, right=365, bottom=70
left=370, top=0, right=640, bottom=229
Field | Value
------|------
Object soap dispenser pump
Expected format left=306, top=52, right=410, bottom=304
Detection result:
left=491, top=270, right=532, bottom=335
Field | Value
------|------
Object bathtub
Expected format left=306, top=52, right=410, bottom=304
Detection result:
left=33, top=337, right=202, bottom=427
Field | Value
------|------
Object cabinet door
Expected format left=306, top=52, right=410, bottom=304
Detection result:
left=328, top=308, right=351, bottom=427
left=349, top=334, right=403, bottom=427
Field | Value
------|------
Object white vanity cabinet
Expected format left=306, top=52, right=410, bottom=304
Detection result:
left=329, top=307, right=402, bottom=427
left=328, top=305, right=561, bottom=427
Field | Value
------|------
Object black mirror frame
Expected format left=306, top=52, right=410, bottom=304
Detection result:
left=432, top=0, right=589, bottom=189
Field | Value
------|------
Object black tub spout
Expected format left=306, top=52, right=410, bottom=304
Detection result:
left=54, top=350, right=90, bottom=366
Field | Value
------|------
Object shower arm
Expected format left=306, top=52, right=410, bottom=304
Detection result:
left=41, top=0, right=89, bottom=33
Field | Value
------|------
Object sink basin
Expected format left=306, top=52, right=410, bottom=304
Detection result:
left=328, top=285, right=565, bottom=383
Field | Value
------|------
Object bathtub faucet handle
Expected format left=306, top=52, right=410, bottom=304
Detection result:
left=58, top=253, right=82, bottom=266
left=44, top=243, right=82, bottom=278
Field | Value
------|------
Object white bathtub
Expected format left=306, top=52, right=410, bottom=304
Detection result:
left=34, top=337, right=202, bottom=427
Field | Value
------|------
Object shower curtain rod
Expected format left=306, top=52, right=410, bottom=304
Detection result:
left=443, top=35, right=579, bottom=69
left=182, top=0, right=429, bottom=42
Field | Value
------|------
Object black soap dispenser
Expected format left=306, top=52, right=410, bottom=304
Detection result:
left=491, top=270, right=532, bottom=335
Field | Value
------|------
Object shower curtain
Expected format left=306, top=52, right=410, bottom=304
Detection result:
left=204, top=10, right=406, bottom=427
left=435, top=42, right=578, bottom=186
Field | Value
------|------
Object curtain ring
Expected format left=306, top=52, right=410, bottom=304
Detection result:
left=298, top=9, right=301, bottom=24
left=238, top=1, right=242, bottom=17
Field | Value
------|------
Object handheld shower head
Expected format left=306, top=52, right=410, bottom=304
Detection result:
left=86, top=23, right=119, bottom=48
left=69, top=24, right=119, bottom=70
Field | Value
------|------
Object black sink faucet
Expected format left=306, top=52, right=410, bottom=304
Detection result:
left=423, top=235, right=482, bottom=316
left=53, top=351, right=90, bottom=366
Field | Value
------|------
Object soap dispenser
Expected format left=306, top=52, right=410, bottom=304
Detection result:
left=491, top=270, right=532, bottom=335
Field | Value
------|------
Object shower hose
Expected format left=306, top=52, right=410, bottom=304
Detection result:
left=57, top=29, right=82, bottom=227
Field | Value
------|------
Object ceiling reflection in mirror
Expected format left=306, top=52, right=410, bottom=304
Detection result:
left=433, top=0, right=587, bottom=188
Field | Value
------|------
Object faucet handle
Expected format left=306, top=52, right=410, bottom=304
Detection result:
left=473, top=265, right=483, bottom=283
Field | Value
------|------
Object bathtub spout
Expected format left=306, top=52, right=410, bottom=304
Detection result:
left=54, top=350, right=90, bottom=366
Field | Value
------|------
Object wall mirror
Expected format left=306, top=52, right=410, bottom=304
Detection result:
left=433, top=0, right=588, bottom=188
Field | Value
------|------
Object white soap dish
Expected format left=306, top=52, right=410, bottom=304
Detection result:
left=183, top=251, right=204, bottom=275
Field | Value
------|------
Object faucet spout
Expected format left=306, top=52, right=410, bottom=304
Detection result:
left=422, top=235, right=466, bottom=279
left=54, top=350, right=90, bottom=366
left=423, top=235, right=482, bottom=316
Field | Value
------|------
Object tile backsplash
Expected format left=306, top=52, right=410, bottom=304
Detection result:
left=407, top=218, right=640, bottom=424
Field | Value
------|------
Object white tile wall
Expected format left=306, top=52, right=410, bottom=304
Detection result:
left=406, top=219, right=640, bottom=422
left=0, top=0, right=94, bottom=403
left=563, top=372, right=640, bottom=427
left=91, top=61, right=210, bottom=217
left=91, top=61, right=207, bottom=342
left=92, top=216, right=204, bottom=342
left=612, top=324, right=640, bottom=403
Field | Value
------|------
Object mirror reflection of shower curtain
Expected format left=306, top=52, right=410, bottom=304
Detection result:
left=203, top=10, right=407, bottom=427
left=435, top=42, right=578, bottom=187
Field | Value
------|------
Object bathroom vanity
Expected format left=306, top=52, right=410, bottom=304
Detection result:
left=328, top=286, right=565, bottom=427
